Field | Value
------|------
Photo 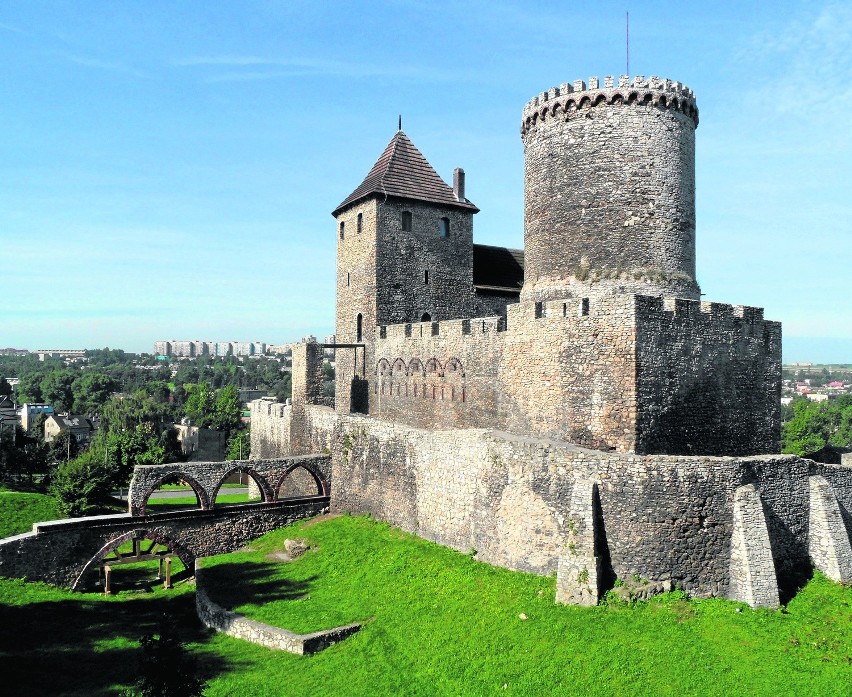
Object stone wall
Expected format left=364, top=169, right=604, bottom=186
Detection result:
left=520, top=75, right=700, bottom=302
left=367, top=292, right=779, bottom=455
left=127, top=456, right=331, bottom=515
left=195, top=564, right=360, bottom=654
left=250, top=402, right=834, bottom=600
left=0, top=498, right=328, bottom=588
left=634, top=296, right=782, bottom=455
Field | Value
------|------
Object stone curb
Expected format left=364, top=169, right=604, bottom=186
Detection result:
left=194, top=562, right=361, bottom=654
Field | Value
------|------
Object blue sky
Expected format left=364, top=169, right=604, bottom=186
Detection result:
left=1, top=1, right=849, bottom=361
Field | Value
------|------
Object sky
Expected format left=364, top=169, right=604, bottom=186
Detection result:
left=1, top=1, right=850, bottom=361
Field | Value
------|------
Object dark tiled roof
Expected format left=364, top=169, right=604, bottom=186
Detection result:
left=333, top=131, right=479, bottom=215
left=473, top=244, right=524, bottom=292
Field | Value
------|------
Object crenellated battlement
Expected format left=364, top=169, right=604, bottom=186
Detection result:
left=521, top=75, right=698, bottom=135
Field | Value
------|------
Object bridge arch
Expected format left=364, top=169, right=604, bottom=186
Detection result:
left=210, top=465, right=275, bottom=505
left=71, top=528, right=195, bottom=591
left=138, top=471, right=209, bottom=516
left=275, top=461, right=329, bottom=500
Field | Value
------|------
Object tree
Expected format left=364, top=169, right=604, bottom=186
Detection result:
left=184, top=382, right=215, bottom=428
left=40, top=370, right=77, bottom=413
left=226, top=429, right=250, bottom=460
left=0, top=377, right=12, bottom=398
left=212, top=384, right=241, bottom=434
left=50, top=451, right=114, bottom=517
left=15, top=372, right=44, bottom=404
left=71, top=371, right=117, bottom=415
left=124, top=619, right=206, bottom=697
left=782, top=396, right=852, bottom=456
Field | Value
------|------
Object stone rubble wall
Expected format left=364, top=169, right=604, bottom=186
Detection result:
left=195, top=564, right=360, bottom=654
left=250, top=402, right=838, bottom=600
left=728, top=484, right=780, bottom=608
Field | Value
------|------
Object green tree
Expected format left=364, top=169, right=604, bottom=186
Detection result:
left=226, top=429, right=250, bottom=460
left=40, top=370, right=77, bottom=412
left=16, top=372, right=45, bottom=404
left=71, top=371, right=118, bottom=415
left=782, top=396, right=852, bottom=456
left=50, top=450, right=114, bottom=517
left=212, top=384, right=241, bottom=434
left=184, top=382, right=215, bottom=428
left=0, top=377, right=12, bottom=398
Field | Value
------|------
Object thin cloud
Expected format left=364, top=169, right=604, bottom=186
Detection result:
left=61, top=52, right=150, bottom=79
left=0, top=21, right=31, bottom=36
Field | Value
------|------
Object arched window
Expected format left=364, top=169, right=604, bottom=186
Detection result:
left=356, top=313, right=363, bottom=342
left=357, top=213, right=363, bottom=233
left=339, top=221, right=345, bottom=240
left=421, top=312, right=431, bottom=322
left=439, top=217, right=450, bottom=237
left=401, top=211, right=412, bottom=232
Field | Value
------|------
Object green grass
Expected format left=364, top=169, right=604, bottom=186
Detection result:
left=146, top=493, right=260, bottom=510
left=0, top=490, right=63, bottom=537
left=2, top=515, right=852, bottom=696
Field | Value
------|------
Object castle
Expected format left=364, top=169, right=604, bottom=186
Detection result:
left=251, top=75, right=852, bottom=607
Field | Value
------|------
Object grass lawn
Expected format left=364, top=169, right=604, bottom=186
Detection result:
left=145, top=493, right=261, bottom=511
left=0, top=490, right=63, bottom=537
left=1, top=515, right=851, bottom=696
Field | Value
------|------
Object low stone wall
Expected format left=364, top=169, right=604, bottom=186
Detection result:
left=195, top=563, right=360, bottom=654
left=0, top=498, right=329, bottom=588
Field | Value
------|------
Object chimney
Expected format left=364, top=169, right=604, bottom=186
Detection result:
left=453, top=168, right=465, bottom=201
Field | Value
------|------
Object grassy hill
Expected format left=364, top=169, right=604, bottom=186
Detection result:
left=1, top=515, right=851, bottom=696
left=0, top=489, right=62, bottom=538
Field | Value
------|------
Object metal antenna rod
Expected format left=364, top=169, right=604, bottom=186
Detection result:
left=398, top=114, right=402, bottom=131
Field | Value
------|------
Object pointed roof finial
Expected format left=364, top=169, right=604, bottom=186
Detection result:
left=398, top=114, right=402, bottom=131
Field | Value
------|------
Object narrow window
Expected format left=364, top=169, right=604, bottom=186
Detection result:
left=582, top=298, right=590, bottom=316
left=439, top=217, right=450, bottom=237
left=401, top=211, right=412, bottom=231
left=347, top=272, right=350, bottom=287
left=357, top=213, right=363, bottom=234
left=339, top=221, right=345, bottom=240
left=356, top=313, right=363, bottom=342
left=421, top=312, right=431, bottom=322
left=424, top=270, right=429, bottom=285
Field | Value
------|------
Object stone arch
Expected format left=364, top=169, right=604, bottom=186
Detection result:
left=610, top=93, right=624, bottom=105
left=656, top=94, right=668, bottom=108
left=425, top=357, right=443, bottom=376
left=578, top=95, right=591, bottom=109
left=641, top=92, right=653, bottom=105
left=138, top=472, right=209, bottom=516
left=593, top=94, right=606, bottom=107
left=391, top=358, right=407, bottom=376
left=626, top=91, right=639, bottom=104
left=565, top=98, right=577, bottom=111
left=210, top=465, right=274, bottom=505
left=275, top=461, right=329, bottom=499
left=444, top=357, right=465, bottom=377
left=670, top=97, right=680, bottom=110
left=408, top=357, right=425, bottom=377
left=71, top=528, right=195, bottom=591
left=376, top=358, right=391, bottom=376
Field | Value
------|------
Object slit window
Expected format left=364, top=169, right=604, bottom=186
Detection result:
left=424, top=270, right=429, bottom=285
left=339, top=221, right=345, bottom=239
left=347, top=272, right=350, bottom=287
left=582, top=298, right=590, bottom=316
left=401, top=211, right=412, bottom=231
left=356, top=313, right=363, bottom=342
left=439, top=217, right=450, bottom=237
left=357, top=213, right=363, bottom=233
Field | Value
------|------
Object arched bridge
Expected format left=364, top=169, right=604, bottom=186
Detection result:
left=0, top=456, right=330, bottom=589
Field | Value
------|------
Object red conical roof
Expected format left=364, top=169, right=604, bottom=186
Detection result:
left=332, top=131, right=478, bottom=215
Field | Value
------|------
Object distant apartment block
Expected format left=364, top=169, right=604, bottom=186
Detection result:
left=35, top=349, right=86, bottom=362
left=155, top=340, right=267, bottom=358
left=0, top=348, right=29, bottom=356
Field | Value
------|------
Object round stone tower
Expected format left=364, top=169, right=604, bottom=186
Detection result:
left=520, top=75, right=700, bottom=302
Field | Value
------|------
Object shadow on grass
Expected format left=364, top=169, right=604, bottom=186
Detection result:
left=0, top=592, right=238, bottom=697
left=201, top=560, right=318, bottom=608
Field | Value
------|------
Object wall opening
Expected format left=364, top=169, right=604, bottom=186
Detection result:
left=339, top=221, right=345, bottom=240
left=582, top=298, right=590, bottom=316
left=421, top=312, right=431, bottom=322
left=401, top=211, right=412, bottom=231
left=212, top=468, right=266, bottom=507
left=424, top=270, right=429, bottom=285
left=356, top=313, right=363, bottom=342
left=439, top=217, right=450, bottom=237
left=357, top=212, right=363, bottom=233
left=142, top=473, right=204, bottom=515
left=347, top=272, right=350, bottom=286
left=277, top=466, right=323, bottom=500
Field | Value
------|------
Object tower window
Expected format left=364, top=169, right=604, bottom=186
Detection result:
left=424, top=270, right=429, bottom=285
left=339, top=221, right=345, bottom=240
left=357, top=213, right=363, bottom=233
left=401, top=211, right=412, bottom=231
left=421, top=312, right=431, bottom=322
left=439, top=217, right=450, bottom=237
left=582, top=298, right=590, bottom=316
left=356, top=313, right=363, bottom=342
left=347, top=272, right=350, bottom=287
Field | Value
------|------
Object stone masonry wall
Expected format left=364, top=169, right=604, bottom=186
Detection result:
left=250, top=402, right=827, bottom=599
left=634, top=295, right=782, bottom=455
left=521, top=75, right=700, bottom=302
